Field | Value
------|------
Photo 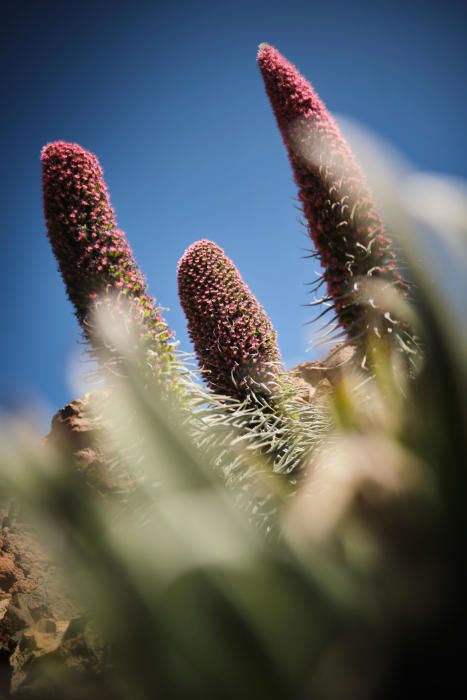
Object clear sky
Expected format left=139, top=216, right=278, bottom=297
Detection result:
left=1, top=0, right=466, bottom=418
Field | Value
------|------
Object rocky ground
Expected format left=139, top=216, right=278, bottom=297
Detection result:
left=0, top=396, right=114, bottom=698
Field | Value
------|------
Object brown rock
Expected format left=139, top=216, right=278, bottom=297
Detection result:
left=45, top=393, right=128, bottom=495
left=288, top=343, right=357, bottom=403
left=46, top=394, right=101, bottom=452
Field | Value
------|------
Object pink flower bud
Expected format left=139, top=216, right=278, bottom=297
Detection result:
left=41, top=141, right=174, bottom=362
left=257, top=44, right=409, bottom=340
left=178, top=239, right=281, bottom=398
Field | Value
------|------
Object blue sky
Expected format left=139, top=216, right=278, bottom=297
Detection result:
left=1, top=0, right=466, bottom=418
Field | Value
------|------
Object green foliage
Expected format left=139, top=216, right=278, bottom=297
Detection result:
left=191, top=377, right=329, bottom=535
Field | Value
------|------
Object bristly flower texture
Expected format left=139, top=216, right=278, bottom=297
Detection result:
left=41, top=141, right=174, bottom=369
left=178, top=240, right=281, bottom=398
left=257, top=44, right=410, bottom=342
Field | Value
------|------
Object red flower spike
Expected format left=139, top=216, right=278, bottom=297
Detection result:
left=41, top=141, right=174, bottom=364
left=257, top=44, right=409, bottom=340
left=178, top=239, right=281, bottom=398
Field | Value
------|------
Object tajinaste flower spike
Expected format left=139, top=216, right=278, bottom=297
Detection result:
left=178, top=239, right=281, bottom=398
left=41, top=141, right=175, bottom=375
left=257, top=44, right=411, bottom=345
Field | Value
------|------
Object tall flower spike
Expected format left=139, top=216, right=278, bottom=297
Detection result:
left=257, top=44, right=410, bottom=343
left=41, top=141, right=175, bottom=372
left=178, top=240, right=281, bottom=398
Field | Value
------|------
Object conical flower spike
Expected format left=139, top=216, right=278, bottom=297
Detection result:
left=41, top=141, right=174, bottom=370
left=178, top=239, right=281, bottom=398
left=258, top=44, right=409, bottom=341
